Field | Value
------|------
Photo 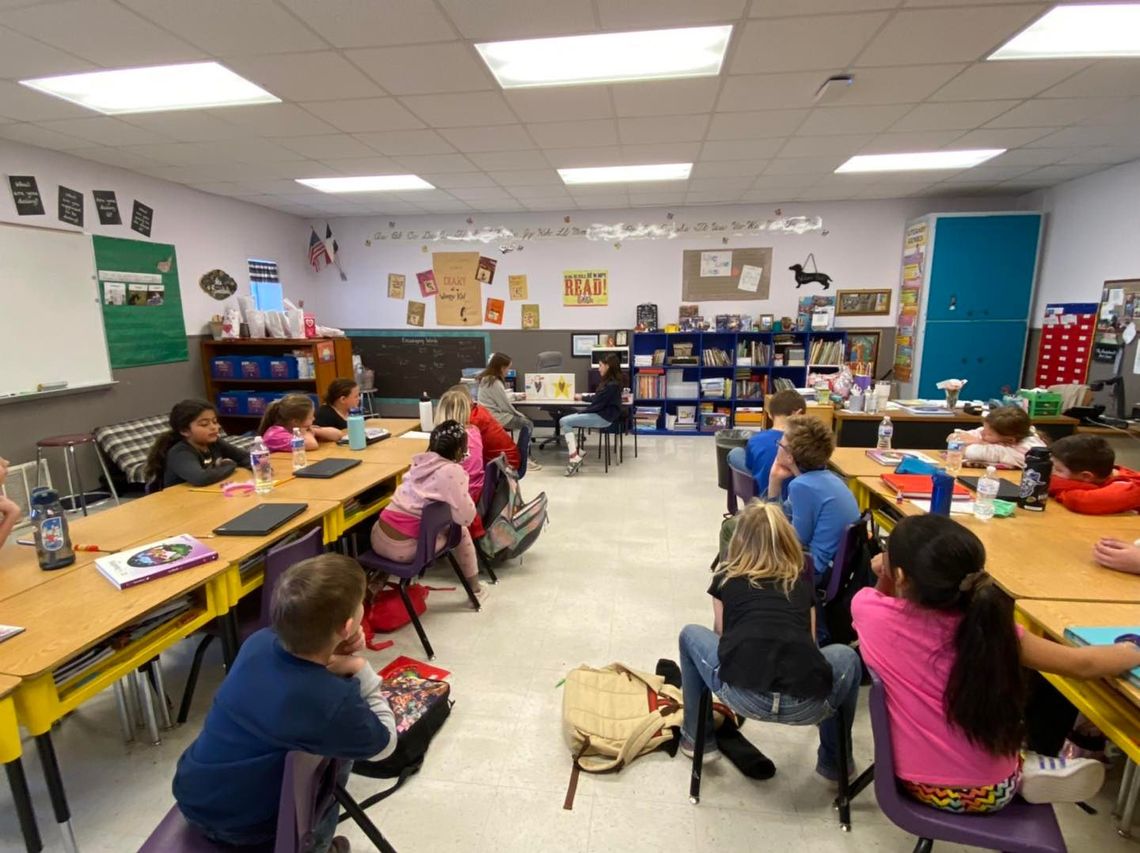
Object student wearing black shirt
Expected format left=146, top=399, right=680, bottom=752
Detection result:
left=312, top=377, right=360, bottom=441
left=561, top=352, right=625, bottom=476
left=145, top=400, right=251, bottom=489
left=678, top=501, right=861, bottom=781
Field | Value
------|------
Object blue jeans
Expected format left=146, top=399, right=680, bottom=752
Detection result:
left=726, top=446, right=749, bottom=475
left=678, top=624, right=860, bottom=776
left=559, top=412, right=612, bottom=433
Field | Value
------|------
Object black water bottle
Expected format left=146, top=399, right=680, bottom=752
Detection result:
left=1018, top=447, right=1052, bottom=512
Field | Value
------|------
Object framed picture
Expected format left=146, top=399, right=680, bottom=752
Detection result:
left=571, top=334, right=596, bottom=357
left=759, top=314, right=774, bottom=331
left=836, top=289, right=892, bottom=316
left=845, top=329, right=882, bottom=370
left=615, top=330, right=628, bottom=347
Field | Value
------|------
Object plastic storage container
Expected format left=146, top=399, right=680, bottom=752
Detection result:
left=238, top=356, right=272, bottom=379
left=1016, top=389, right=1063, bottom=418
left=216, top=392, right=244, bottom=415
left=266, top=356, right=299, bottom=379
left=210, top=356, right=241, bottom=378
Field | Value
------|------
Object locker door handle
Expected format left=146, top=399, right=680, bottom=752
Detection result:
left=949, top=295, right=957, bottom=311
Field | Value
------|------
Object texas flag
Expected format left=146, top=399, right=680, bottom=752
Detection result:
left=308, top=224, right=347, bottom=281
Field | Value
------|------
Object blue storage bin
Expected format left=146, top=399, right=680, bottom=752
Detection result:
left=245, top=392, right=275, bottom=416
left=217, top=391, right=244, bottom=415
left=266, top=356, right=299, bottom=379
left=238, top=356, right=271, bottom=379
left=210, top=356, right=240, bottom=378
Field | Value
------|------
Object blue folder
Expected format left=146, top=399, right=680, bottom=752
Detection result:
left=1063, top=626, right=1140, bottom=689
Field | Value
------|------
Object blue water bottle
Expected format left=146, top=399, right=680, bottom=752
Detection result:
left=929, top=469, right=954, bottom=516
left=347, top=415, right=367, bottom=451
left=30, top=487, right=76, bottom=570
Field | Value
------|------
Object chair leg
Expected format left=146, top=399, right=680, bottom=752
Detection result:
left=177, top=634, right=215, bottom=724
left=447, top=553, right=481, bottom=611
left=398, top=580, right=435, bottom=660
left=913, top=839, right=933, bottom=853
left=1120, top=761, right=1140, bottom=838
left=833, top=704, right=852, bottom=831
left=849, top=764, right=875, bottom=801
left=113, top=680, right=135, bottom=743
left=1114, top=759, right=1135, bottom=817
left=603, top=433, right=610, bottom=473
left=334, top=785, right=398, bottom=853
left=145, top=660, right=173, bottom=730
left=689, top=687, right=711, bottom=804
left=134, top=669, right=161, bottom=746
left=476, top=546, right=498, bottom=584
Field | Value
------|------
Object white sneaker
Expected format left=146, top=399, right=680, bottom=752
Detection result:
left=1019, top=752, right=1105, bottom=804
left=565, top=454, right=584, bottom=477
left=680, top=742, right=721, bottom=763
left=528, top=458, right=543, bottom=471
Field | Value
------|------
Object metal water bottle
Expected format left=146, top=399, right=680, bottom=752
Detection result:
left=30, top=487, right=75, bottom=570
left=929, top=469, right=954, bottom=516
left=1018, top=446, right=1052, bottom=512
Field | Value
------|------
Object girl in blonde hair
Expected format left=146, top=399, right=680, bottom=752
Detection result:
left=678, top=501, right=861, bottom=779
left=436, top=387, right=484, bottom=502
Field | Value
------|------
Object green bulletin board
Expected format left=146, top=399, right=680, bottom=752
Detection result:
left=93, top=235, right=188, bottom=368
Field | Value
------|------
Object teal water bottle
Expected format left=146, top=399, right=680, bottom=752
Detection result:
left=347, top=415, right=367, bottom=450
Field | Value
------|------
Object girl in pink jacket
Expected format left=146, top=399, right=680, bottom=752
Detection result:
left=371, top=421, right=486, bottom=598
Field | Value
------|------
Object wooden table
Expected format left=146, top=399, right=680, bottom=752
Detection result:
left=307, top=433, right=427, bottom=466
left=0, top=673, right=39, bottom=853
left=834, top=409, right=1078, bottom=448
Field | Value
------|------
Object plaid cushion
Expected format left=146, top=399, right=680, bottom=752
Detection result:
left=94, top=415, right=256, bottom=485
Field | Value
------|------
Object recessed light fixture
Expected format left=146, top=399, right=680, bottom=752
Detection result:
left=20, top=61, right=279, bottom=114
left=475, top=26, right=732, bottom=89
left=558, top=163, right=693, bottom=184
left=835, top=149, right=1006, bottom=173
left=295, top=175, right=435, bottom=193
left=990, top=4, right=1140, bottom=60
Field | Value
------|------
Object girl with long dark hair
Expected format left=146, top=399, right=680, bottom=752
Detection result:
left=145, top=399, right=250, bottom=488
left=561, top=352, right=625, bottom=477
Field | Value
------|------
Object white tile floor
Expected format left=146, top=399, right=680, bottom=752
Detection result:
left=1, top=436, right=1135, bottom=852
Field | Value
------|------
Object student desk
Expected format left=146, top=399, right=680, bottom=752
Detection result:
left=828, top=448, right=1020, bottom=510
left=0, top=673, right=39, bottom=853
left=306, top=433, right=428, bottom=467
left=833, top=410, right=1078, bottom=448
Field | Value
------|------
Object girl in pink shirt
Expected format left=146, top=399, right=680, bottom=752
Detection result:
left=852, top=515, right=1140, bottom=814
left=258, top=394, right=320, bottom=453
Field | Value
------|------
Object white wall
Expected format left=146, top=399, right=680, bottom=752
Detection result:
left=307, top=196, right=1016, bottom=333
left=1031, top=158, right=1140, bottom=328
left=0, top=139, right=310, bottom=334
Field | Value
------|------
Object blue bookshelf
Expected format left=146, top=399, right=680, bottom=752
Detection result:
left=631, top=330, right=848, bottom=434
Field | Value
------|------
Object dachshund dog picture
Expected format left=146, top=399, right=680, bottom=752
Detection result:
left=789, top=263, right=833, bottom=290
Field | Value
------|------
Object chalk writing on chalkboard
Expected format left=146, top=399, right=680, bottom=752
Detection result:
left=349, top=332, right=488, bottom=400
left=8, top=175, right=44, bottom=216
left=93, top=190, right=121, bottom=225
left=131, top=200, right=153, bottom=237
left=57, top=185, right=84, bottom=227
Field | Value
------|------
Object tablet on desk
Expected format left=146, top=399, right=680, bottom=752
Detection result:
left=957, top=476, right=1021, bottom=502
left=294, top=458, right=362, bottom=479
left=214, top=503, right=308, bottom=536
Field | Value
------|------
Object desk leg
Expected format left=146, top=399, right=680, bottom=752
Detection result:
left=112, top=681, right=135, bottom=743
left=1116, top=760, right=1136, bottom=817
left=134, top=670, right=161, bottom=746
left=1120, top=761, right=1140, bottom=838
left=34, top=733, right=77, bottom=853
left=220, top=611, right=239, bottom=669
left=6, top=758, right=42, bottom=852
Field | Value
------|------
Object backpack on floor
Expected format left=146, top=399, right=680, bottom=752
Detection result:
left=821, top=512, right=880, bottom=646
left=350, top=670, right=453, bottom=807
left=478, top=455, right=549, bottom=562
left=561, top=663, right=683, bottom=810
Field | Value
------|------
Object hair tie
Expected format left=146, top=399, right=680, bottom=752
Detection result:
left=958, top=571, right=987, bottom=594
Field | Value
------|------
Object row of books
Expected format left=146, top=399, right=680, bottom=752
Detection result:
left=668, top=405, right=698, bottom=432
left=808, top=339, right=845, bottom=365
left=700, top=378, right=731, bottom=399
left=735, top=340, right=771, bottom=366
left=735, top=377, right=767, bottom=399
left=634, top=405, right=661, bottom=432
left=635, top=373, right=666, bottom=398
left=775, top=348, right=806, bottom=367
left=702, top=347, right=730, bottom=366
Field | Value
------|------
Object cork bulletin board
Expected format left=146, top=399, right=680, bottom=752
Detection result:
left=681, top=247, right=772, bottom=301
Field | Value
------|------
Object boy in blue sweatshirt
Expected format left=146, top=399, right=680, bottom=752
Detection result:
left=727, top=389, right=806, bottom=496
left=174, top=554, right=396, bottom=851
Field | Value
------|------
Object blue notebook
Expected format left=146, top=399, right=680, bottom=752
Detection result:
left=1063, top=626, right=1140, bottom=689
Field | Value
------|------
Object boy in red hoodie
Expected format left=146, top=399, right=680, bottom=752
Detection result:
left=1048, top=434, right=1140, bottom=515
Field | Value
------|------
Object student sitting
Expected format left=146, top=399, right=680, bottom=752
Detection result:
left=476, top=354, right=541, bottom=470
left=259, top=393, right=320, bottom=453
left=0, top=456, right=21, bottom=549
left=173, top=553, right=396, bottom=851
left=1048, top=434, right=1140, bottom=515
left=948, top=405, right=1045, bottom=469
left=727, top=389, right=807, bottom=496
left=679, top=502, right=860, bottom=780
left=436, top=387, right=486, bottom=539
left=463, top=385, right=521, bottom=470
left=767, top=415, right=860, bottom=578
left=371, top=421, right=487, bottom=598
left=313, top=378, right=360, bottom=441
left=853, top=515, right=1139, bottom=814
left=145, top=399, right=251, bottom=489
left=562, top=353, right=624, bottom=477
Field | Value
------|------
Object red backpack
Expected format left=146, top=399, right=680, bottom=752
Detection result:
left=361, top=583, right=453, bottom=650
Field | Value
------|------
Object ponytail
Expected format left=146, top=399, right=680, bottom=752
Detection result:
left=257, top=400, right=283, bottom=436
left=259, top=393, right=313, bottom=435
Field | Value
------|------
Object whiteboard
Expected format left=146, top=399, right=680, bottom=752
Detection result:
left=0, top=222, right=113, bottom=396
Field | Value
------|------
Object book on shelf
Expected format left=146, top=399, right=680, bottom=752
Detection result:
left=809, top=339, right=845, bottom=365
left=702, top=347, right=730, bottom=366
left=95, top=534, right=218, bottom=590
left=652, top=349, right=666, bottom=366
left=735, top=339, right=770, bottom=366
left=812, top=307, right=835, bottom=330
left=633, top=353, right=653, bottom=367
left=699, top=378, right=730, bottom=399
left=636, top=373, right=666, bottom=399
left=672, top=405, right=698, bottom=432
left=699, top=411, right=730, bottom=430
left=773, top=377, right=796, bottom=392
left=786, top=347, right=806, bottom=366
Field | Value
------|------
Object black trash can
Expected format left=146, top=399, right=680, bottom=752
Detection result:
left=714, top=428, right=754, bottom=490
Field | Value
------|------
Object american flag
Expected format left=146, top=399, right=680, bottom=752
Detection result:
left=310, top=224, right=347, bottom=281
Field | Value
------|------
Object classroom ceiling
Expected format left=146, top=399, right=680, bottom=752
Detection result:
left=1, top=0, right=1139, bottom=217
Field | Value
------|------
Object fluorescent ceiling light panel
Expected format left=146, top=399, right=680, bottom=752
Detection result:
left=990, top=4, right=1140, bottom=59
left=558, top=163, right=692, bottom=184
left=296, top=175, right=435, bottom=193
left=20, top=62, right=279, bottom=114
left=476, top=26, right=732, bottom=88
left=835, top=149, right=1005, bottom=173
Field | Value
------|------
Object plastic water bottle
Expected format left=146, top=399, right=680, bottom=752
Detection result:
left=418, top=391, right=434, bottom=432
left=30, top=487, right=75, bottom=570
left=945, top=437, right=964, bottom=475
left=974, top=465, right=1000, bottom=522
left=291, top=427, right=307, bottom=471
left=876, top=415, right=893, bottom=450
left=250, top=437, right=273, bottom=495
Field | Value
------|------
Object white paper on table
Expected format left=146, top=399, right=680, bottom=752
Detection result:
left=909, top=499, right=976, bottom=515
left=1124, top=322, right=1137, bottom=345
left=738, top=264, right=763, bottom=292
left=700, top=251, right=732, bottom=277
left=401, top=431, right=431, bottom=439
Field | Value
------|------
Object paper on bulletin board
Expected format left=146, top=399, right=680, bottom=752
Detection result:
left=387, top=273, right=405, bottom=299
left=563, top=269, right=608, bottom=306
left=432, top=251, right=481, bottom=326
left=508, top=274, right=527, bottom=300
left=700, top=251, right=731, bottom=277
left=738, top=264, right=763, bottom=292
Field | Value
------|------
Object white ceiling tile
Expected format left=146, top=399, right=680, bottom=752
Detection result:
left=1080, top=98, right=1140, bottom=129
left=686, top=190, right=745, bottom=203
left=194, top=138, right=303, bottom=162
left=751, top=173, right=823, bottom=188
left=447, top=187, right=518, bottom=202
left=750, top=0, right=901, bottom=14
left=611, top=78, right=721, bottom=117
left=779, top=133, right=875, bottom=158
left=730, top=13, right=889, bottom=74
left=0, top=0, right=204, bottom=66
left=122, top=142, right=222, bottom=165
left=618, top=114, right=710, bottom=144
left=982, top=147, right=1066, bottom=166
left=275, top=134, right=379, bottom=159
left=1019, top=164, right=1104, bottom=183
left=37, top=116, right=172, bottom=146
left=691, top=159, right=771, bottom=177
left=717, top=72, right=831, bottom=111
left=347, top=43, right=495, bottom=95
left=233, top=179, right=314, bottom=194
left=120, top=0, right=325, bottom=55
left=0, top=80, right=95, bottom=122
left=222, top=52, right=386, bottom=102
left=504, top=87, right=614, bottom=123
left=0, top=25, right=95, bottom=77
left=951, top=126, right=1055, bottom=148
left=528, top=119, right=619, bottom=148
left=1024, top=126, right=1138, bottom=148
left=890, top=100, right=1019, bottom=132
left=930, top=60, right=1089, bottom=102
left=260, top=160, right=342, bottom=179
left=488, top=169, right=564, bottom=187
left=507, top=184, right=571, bottom=198
left=469, top=149, right=551, bottom=170
left=543, top=146, right=626, bottom=168
left=211, top=104, right=336, bottom=137
left=1058, top=147, right=1140, bottom=166
left=597, top=0, right=745, bottom=28
left=278, top=0, right=454, bottom=48
left=302, top=98, right=424, bottom=133
left=860, top=130, right=964, bottom=152
left=437, top=0, right=597, bottom=39
left=119, top=111, right=251, bottom=142
left=855, top=5, right=1047, bottom=67
left=191, top=181, right=250, bottom=196
left=739, top=188, right=805, bottom=202
left=688, top=177, right=749, bottom=193
left=986, top=98, right=1127, bottom=128
left=0, top=121, right=100, bottom=150
left=831, top=65, right=966, bottom=106
left=439, top=124, right=535, bottom=152
left=763, top=156, right=844, bottom=175
left=68, top=145, right=163, bottom=171
left=701, top=138, right=785, bottom=160
left=392, top=153, right=478, bottom=173
left=400, top=92, right=516, bottom=127
left=793, top=187, right=849, bottom=201
left=620, top=141, right=703, bottom=162
left=423, top=173, right=499, bottom=188
left=628, top=191, right=688, bottom=205
left=319, top=156, right=404, bottom=174
left=707, top=110, right=808, bottom=140
left=354, top=130, right=456, bottom=156
left=799, top=104, right=912, bottom=135
left=940, top=163, right=1038, bottom=181
left=1040, top=60, right=1140, bottom=99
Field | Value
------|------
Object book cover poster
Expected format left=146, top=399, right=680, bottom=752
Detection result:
left=508, top=274, right=527, bottom=300
left=521, top=303, right=540, bottom=330
left=407, top=300, right=425, bottom=327
left=563, top=269, right=607, bottom=306
left=476, top=256, right=497, bottom=284
left=416, top=269, right=437, bottom=297
left=432, top=251, right=480, bottom=326
left=103, top=281, right=126, bottom=305
left=388, top=273, right=405, bottom=299
left=485, top=297, right=504, bottom=325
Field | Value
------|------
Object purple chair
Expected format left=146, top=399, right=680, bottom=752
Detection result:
left=357, top=500, right=480, bottom=661
left=727, top=467, right=758, bottom=515
left=819, top=512, right=872, bottom=606
left=177, top=527, right=325, bottom=723
left=515, top=425, right=531, bottom=479
left=857, top=669, right=1067, bottom=853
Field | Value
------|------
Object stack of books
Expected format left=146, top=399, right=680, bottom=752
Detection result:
left=735, top=371, right=767, bottom=399
left=735, top=406, right=765, bottom=425
left=809, top=339, right=844, bottom=365
left=735, top=339, right=770, bottom=366
left=699, top=407, right=731, bottom=431
left=700, top=377, right=730, bottom=399
left=702, top=347, right=730, bottom=366
left=633, top=353, right=653, bottom=367
left=669, top=405, right=698, bottom=432
left=635, top=367, right=665, bottom=399
left=786, top=347, right=806, bottom=366
left=634, top=405, right=662, bottom=432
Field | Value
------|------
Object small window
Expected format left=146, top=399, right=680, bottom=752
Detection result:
left=248, top=258, right=283, bottom=312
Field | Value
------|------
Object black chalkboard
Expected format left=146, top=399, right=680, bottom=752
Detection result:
left=349, top=332, right=488, bottom=400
